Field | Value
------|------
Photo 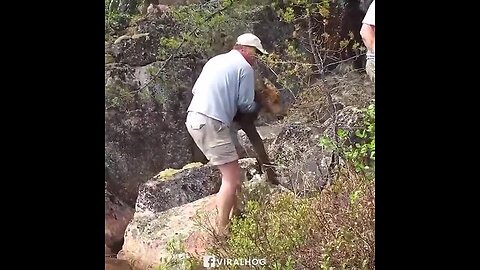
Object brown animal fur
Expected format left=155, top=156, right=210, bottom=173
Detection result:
left=191, top=76, right=284, bottom=185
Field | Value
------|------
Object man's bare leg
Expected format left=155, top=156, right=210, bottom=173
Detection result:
left=230, top=183, right=242, bottom=219
left=228, top=126, right=244, bottom=219
left=216, top=160, right=241, bottom=235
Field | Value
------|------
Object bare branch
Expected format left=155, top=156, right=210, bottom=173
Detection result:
left=307, top=14, right=322, bottom=75
left=321, top=53, right=366, bottom=71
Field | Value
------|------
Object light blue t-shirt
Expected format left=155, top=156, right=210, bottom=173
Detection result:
left=187, top=50, right=257, bottom=126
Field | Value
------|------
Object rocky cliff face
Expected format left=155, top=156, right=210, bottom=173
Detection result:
left=104, top=2, right=374, bottom=263
left=105, top=186, right=135, bottom=255
left=105, top=57, right=202, bottom=207
left=104, top=5, right=295, bottom=207
left=105, top=13, right=207, bottom=207
left=270, top=73, right=375, bottom=195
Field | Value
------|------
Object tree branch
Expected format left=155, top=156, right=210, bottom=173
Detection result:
left=136, top=0, right=235, bottom=93
left=307, top=14, right=322, bottom=75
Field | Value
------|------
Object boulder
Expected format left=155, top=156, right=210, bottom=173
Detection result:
left=106, top=16, right=178, bottom=67
left=105, top=257, right=133, bottom=270
left=106, top=11, right=209, bottom=207
left=105, top=244, right=112, bottom=255
left=270, top=105, right=366, bottom=196
left=105, top=189, right=135, bottom=255
left=118, top=158, right=290, bottom=269
left=105, top=56, right=204, bottom=207
left=118, top=195, right=216, bottom=270
left=265, top=72, right=374, bottom=195
left=236, top=124, right=284, bottom=159
left=135, top=162, right=221, bottom=214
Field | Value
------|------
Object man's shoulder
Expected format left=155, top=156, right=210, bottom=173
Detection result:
left=206, top=50, right=237, bottom=65
left=202, top=50, right=253, bottom=79
left=212, top=50, right=236, bottom=59
left=216, top=50, right=252, bottom=71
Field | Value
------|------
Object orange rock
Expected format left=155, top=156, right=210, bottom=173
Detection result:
left=105, top=257, right=132, bottom=270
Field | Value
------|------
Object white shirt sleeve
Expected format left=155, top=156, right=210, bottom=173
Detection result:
left=362, top=0, right=375, bottom=26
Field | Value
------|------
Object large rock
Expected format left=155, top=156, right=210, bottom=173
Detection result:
left=269, top=73, right=375, bottom=195
left=105, top=257, right=133, bottom=270
left=270, top=106, right=366, bottom=195
left=236, top=124, right=284, bottom=159
left=135, top=162, right=222, bottom=214
left=105, top=56, right=205, bottom=207
left=105, top=188, right=135, bottom=255
left=118, top=158, right=290, bottom=269
left=285, top=72, right=374, bottom=125
left=119, top=195, right=217, bottom=270
left=107, top=16, right=178, bottom=67
left=105, top=11, right=210, bottom=207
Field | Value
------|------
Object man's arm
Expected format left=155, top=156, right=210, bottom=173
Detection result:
left=360, top=0, right=375, bottom=53
left=360, top=23, right=375, bottom=53
left=237, top=68, right=258, bottom=113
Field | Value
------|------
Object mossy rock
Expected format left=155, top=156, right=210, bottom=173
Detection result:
left=154, top=162, right=204, bottom=180
left=105, top=53, right=115, bottom=64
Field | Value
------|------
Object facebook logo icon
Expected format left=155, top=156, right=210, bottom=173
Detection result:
left=203, top=255, right=216, bottom=268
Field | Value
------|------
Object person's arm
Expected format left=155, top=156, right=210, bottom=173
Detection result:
left=360, top=23, right=375, bottom=53
left=237, top=68, right=258, bottom=113
left=360, top=0, right=375, bottom=53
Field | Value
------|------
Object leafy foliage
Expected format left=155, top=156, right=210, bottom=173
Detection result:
left=155, top=237, right=201, bottom=270
left=319, top=103, right=375, bottom=177
left=157, top=0, right=271, bottom=59
left=105, top=0, right=140, bottom=40
left=202, top=103, right=375, bottom=269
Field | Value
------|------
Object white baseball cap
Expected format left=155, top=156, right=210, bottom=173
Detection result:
left=236, top=33, right=268, bottom=55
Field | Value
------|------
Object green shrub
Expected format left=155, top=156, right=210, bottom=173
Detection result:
left=206, top=168, right=374, bottom=269
left=319, top=103, right=375, bottom=178
left=155, top=236, right=201, bottom=270
left=205, top=103, right=375, bottom=269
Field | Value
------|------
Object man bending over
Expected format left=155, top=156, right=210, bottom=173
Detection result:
left=185, top=33, right=268, bottom=236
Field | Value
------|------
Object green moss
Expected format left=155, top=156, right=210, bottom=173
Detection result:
left=105, top=53, right=115, bottom=64
left=182, top=162, right=204, bottom=170
left=154, top=162, right=204, bottom=181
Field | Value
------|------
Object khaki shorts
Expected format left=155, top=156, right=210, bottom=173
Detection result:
left=366, top=59, right=375, bottom=82
left=186, top=112, right=240, bottom=166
